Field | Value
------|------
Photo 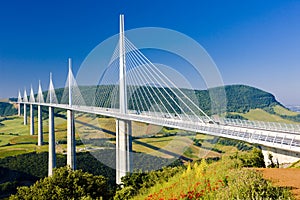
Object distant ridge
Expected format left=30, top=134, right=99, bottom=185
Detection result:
left=0, top=85, right=285, bottom=117
left=223, top=84, right=281, bottom=113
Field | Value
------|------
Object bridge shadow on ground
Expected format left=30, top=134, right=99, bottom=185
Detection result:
left=133, top=140, right=192, bottom=162
left=51, top=111, right=116, bottom=136
left=74, top=119, right=116, bottom=136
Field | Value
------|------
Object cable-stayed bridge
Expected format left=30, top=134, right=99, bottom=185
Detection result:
left=17, top=15, right=300, bottom=184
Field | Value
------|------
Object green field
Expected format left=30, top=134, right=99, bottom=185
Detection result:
left=231, top=108, right=298, bottom=123
left=273, top=105, right=298, bottom=116
left=0, top=115, right=69, bottom=158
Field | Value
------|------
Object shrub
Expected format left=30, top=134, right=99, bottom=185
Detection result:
left=10, top=166, right=112, bottom=200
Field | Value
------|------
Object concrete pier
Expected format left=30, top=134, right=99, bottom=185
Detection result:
left=23, top=104, right=27, bottom=125
left=116, top=119, right=132, bottom=184
left=38, top=105, right=43, bottom=146
left=48, top=106, right=56, bottom=176
left=261, top=146, right=300, bottom=166
left=30, top=104, right=34, bottom=135
left=67, top=109, right=76, bottom=170
left=126, top=120, right=132, bottom=171
left=18, top=103, right=21, bottom=116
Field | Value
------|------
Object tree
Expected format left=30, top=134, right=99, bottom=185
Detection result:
left=238, top=148, right=266, bottom=168
left=10, top=166, right=112, bottom=200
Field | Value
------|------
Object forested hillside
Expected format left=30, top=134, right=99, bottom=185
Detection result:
left=223, top=85, right=281, bottom=113
left=3, top=84, right=283, bottom=116
left=0, top=103, right=17, bottom=116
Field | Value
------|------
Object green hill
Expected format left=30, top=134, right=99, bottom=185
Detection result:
left=223, top=85, right=281, bottom=113
left=2, top=84, right=297, bottom=121
left=0, top=103, right=17, bottom=116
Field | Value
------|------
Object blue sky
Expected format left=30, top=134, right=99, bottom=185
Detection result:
left=0, top=0, right=299, bottom=105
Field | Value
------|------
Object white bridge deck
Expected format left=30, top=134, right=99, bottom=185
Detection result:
left=24, top=102, right=300, bottom=153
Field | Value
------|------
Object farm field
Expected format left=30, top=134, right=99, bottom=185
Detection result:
left=232, top=108, right=296, bottom=123
left=257, top=168, right=300, bottom=200
left=0, top=113, right=247, bottom=163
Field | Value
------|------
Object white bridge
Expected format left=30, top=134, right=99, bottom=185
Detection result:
left=17, top=15, right=300, bottom=184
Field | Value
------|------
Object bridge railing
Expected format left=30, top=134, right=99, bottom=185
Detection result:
left=124, top=112, right=300, bottom=151
left=218, top=117, right=300, bottom=135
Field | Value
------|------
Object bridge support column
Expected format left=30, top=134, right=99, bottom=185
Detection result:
left=67, top=109, right=76, bottom=170
left=23, top=104, right=27, bottom=125
left=18, top=103, right=21, bottom=116
left=48, top=107, right=56, bottom=176
left=38, top=105, right=43, bottom=146
left=261, top=146, right=300, bottom=167
left=116, top=119, right=132, bottom=184
left=30, top=104, right=34, bottom=135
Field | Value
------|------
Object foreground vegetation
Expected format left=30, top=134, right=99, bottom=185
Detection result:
left=0, top=150, right=183, bottom=199
left=6, top=149, right=294, bottom=200
left=118, top=149, right=293, bottom=200
left=10, top=166, right=112, bottom=200
left=134, top=161, right=292, bottom=200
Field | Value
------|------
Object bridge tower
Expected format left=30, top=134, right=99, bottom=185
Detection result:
left=37, top=81, right=43, bottom=146
left=67, top=58, right=76, bottom=170
left=17, top=90, right=22, bottom=116
left=48, top=73, right=56, bottom=176
left=116, top=14, right=132, bottom=184
left=23, top=89, right=28, bottom=125
left=29, top=86, right=35, bottom=135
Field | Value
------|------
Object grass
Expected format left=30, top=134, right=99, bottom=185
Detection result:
left=273, top=105, right=299, bottom=116
left=0, top=116, right=30, bottom=147
left=132, top=133, right=222, bottom=160
left=289, top=159, right=300, bottom=168
left=0, top=115, right=70, bottom=157
left=133, top=136, right=190, bottom=159
left=0, top=134, right=17, bottom=146
left=0, top=143, right=49, bottom=158
left=0, top=116, right=29, bottom=135
left=238, top=108, right=296, bottom=123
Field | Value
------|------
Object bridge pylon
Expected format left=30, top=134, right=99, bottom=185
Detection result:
left=67, top=58, right=76, bottom=170
left=17, top=90, right=22, bottom=116
left=29, top=86, right=35, bottom=135
left=48, top=73, right=56, bottom=176
left=37, top=81, right=43, bottom=146
left=23, top=89, right=28, bottom=125
left=116, top=14, right=132, bottom=184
